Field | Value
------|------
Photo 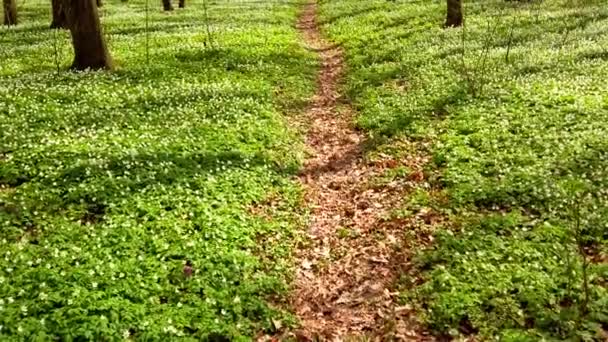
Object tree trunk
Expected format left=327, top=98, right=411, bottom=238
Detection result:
left=96, top=0, right=102, bottom=7
left=178, top=0, right=184, bottom=8
left=445, top=0, right=463, bottom=28
left=162, top=0, right=173, bottom=11
left=3, top=0, right=17, bottom=26
left=50, top=0, right=68, bottom=29
left=63, top=0, right=113, bottom=70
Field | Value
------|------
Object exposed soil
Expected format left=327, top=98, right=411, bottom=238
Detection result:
left=290, top=1, right=434, bottom=340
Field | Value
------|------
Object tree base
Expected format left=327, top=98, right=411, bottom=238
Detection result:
left=50, top=21, right=68, bottom=29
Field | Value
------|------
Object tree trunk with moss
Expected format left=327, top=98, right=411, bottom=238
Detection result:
left=63, top=0, right=113, bottom=70
left=50, top=0, right=68, bottom=29
left=445, top=0, right=462, bottom=28
left=3, top=0, right=17, bottom=26
left=162, top=0, right=173, bottom=11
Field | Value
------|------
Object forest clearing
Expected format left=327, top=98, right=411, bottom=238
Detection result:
left=1, top=0, right=607, bottom=340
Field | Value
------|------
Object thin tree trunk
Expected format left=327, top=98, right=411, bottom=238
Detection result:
left=162, top=0, right=173, bottom=11
left=63, top=0, right=113, bottom=70
left=3, top=0, right=17, bottom=26
left=178, top=0, right=184, bottom=8
left=445, top=0, right=463, bottom=28
left=96, top=0, right=102, bottom=7
left=50, top=0, right=68, bottom=29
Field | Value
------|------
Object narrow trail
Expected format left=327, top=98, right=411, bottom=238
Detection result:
left=292, top=1, right=429, bottom=340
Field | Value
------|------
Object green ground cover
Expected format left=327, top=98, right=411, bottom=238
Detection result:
left=0, top=0, right=316, bottom=339
left=319, top=0, right=608, bottom=339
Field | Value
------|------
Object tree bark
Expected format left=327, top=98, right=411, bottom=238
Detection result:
left=50, top=0, right=68, bottom=29
left=3, top=0, right=17, bottom=26
left=162, top=0, right=173, bottom=11
left=96, top=0, right=102, bottom=7
left=63, top=0, right=113, bottom=70
left=178, top=0, right=184, bottom=8
left=445, top=0, right=463, bottom=28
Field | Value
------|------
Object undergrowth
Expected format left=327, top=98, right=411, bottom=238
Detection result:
left=319, top=0, right=608, bottom=339
left=0, top=0, right=315, bottom=339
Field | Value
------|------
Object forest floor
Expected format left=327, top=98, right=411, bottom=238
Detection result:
left=2, top=0, right=608, bottom=340
left=0, top=0, right=317, bottom=339
left=317, top=0, right=608, bottom=340
left=289, top=2, right=429, bottom=340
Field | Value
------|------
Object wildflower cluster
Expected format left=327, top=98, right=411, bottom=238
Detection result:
left=320, top=0, right=608, bottom=339
left=0, top=0, right=315, bottom=339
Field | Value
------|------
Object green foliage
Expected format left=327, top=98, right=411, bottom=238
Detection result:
left=319, top=0, right=608, bottom=339
left=0, top=0, right=315, bottom=339
left=416, top=212, right=608, bottom=339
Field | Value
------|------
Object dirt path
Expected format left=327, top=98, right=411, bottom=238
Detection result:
left=291, top=1, right=429, bottom=340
